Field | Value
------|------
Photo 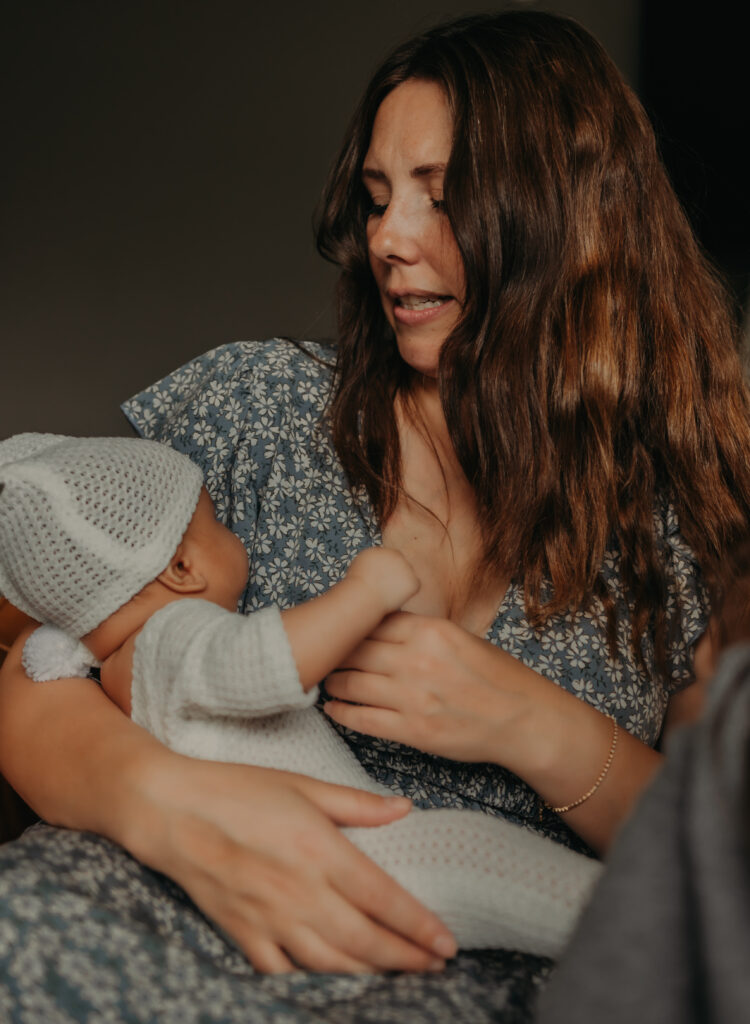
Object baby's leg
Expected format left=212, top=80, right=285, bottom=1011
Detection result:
left=343, top=808, right=602, bottom=958
left=239, top=707, right=602, bottom=956
left=242, top=703, right=600, bottom=956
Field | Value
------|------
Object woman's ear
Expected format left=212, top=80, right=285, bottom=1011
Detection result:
left=156, top=543, right=208, bottom=595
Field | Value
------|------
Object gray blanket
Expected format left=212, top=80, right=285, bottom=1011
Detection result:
left=537, top=642, right=750, bottom=1023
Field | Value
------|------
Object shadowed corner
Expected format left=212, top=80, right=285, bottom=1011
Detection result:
left=0, top=597, right=39, bottom=843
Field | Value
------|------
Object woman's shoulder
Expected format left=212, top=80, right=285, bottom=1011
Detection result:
left=227, top=338, right=336, bottom=383
left=122, top=338, right=337, bottom=441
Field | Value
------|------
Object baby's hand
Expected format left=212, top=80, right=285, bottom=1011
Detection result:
left=345, top=547, right=420, bottom=614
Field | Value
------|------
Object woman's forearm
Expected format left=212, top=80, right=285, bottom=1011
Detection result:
left=431, top=626, right=663, bottom=853
left=498, top=661, right=662, bottom=851
left=0, top=626, right=169, bottom=851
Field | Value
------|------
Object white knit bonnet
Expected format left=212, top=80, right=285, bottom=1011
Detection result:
left=0, top=433, right=204, bottom=640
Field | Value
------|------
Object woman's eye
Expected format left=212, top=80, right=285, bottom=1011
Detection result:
left=366, top=202, right=388, bottom=218
left=431, top=198, right=446, bottom=212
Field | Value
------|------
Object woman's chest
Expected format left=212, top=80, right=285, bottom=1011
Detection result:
left=380, top=501, right=508, bottom=638
left=237, top=420, right=668, bottom=746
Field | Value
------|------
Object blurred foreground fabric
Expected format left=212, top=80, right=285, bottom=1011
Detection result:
left=537, top=642, right=750, bottom=1023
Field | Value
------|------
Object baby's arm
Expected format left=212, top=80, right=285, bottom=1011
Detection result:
left=131, top=600, right=310, bottom=745
left=281, top=547, right=419, bottom=690
left=127, top=547, right=416, bottom=735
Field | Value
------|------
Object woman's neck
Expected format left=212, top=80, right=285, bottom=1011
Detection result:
left=386, top=378, right=510, bottom=637
left=399, top=378, right=458, bottom=473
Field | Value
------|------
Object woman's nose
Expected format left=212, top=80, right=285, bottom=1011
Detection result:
left=367, top=202, right=421, bottom=265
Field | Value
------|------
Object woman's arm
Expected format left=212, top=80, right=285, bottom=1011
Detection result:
left=0, top=626, right=456, bottom=973
left=324, top=613, right=663, bottom=853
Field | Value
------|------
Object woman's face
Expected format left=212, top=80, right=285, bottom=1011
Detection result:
left=363, top=79, right=465, bottom=379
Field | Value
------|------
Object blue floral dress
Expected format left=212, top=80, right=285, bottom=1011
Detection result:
left=0, top=339, right=707, bottom=1022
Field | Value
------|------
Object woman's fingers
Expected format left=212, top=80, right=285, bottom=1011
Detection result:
left=298, top=869, right=449, bottom=973
left=282, top=884, right=449, bottom=974
left=367, top=611, right=419, bottom=642
left=240, top=935, right=297, bottom=974
left=281, top=776, right=457, bottom=966
left=325, top=669, right=399, bottom=708
left=225, top=830, right=453, bottom=973
left=319, top=906, right=446, bottom=974
left=324, top=700, right=407, bottom=742
left=279, top=789, right=456, bottom=968
left=281, top=926, right=378, bottom=974
left=332, top=842, right=457, bottom=966
left=338, top=638, right=400, bottom=673
left=288, top=773, right=412, bottom=827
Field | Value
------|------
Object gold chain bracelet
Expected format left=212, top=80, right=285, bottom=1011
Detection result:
left=544, top=715, right=619, bottom=815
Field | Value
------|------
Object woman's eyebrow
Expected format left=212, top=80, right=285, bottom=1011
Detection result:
left=362, top=163, right=446, bottom=183
left=411, top=163, right=446, bottom=179
left=362, top=168, right=387, bottom=183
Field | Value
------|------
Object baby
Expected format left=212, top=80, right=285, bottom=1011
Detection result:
left=0, top=432, right=602, bottom=958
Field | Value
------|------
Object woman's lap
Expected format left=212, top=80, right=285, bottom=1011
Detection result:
left=0, top=824, right=552, bottom=1023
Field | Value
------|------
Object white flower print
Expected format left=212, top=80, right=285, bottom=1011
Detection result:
left=192, top=421, right=214, bottom=447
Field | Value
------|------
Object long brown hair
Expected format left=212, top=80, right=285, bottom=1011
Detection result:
left=316, top=10, right=750, bottom=672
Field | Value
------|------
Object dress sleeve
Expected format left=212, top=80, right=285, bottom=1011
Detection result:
left=121, top=341, right=277, bottom=557
left=662, top=504, right=711, bottom=694
left=131, top=599, right=317, bottom=750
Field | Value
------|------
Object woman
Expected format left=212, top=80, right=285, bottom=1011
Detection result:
left=0, top=10, right=747, bottom=1021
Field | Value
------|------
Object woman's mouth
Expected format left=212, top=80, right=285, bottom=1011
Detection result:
left=391, top=293, right=456, bottom=325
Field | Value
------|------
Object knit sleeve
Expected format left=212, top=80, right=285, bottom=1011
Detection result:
left=131, top=599, right=317, bottom=750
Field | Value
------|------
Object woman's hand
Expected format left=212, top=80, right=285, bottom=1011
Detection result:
left=324, top=612, right=536, bottom=765
left=323, top=612, right=664, bottom=854
left=132, top=756, right=457, bottom=974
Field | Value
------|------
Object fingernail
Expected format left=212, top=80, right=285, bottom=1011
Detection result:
left=432, top=936, right=457, bottom=958
left=385, top=796, right=411, bottom=805
left=428, top=958, right=445, bottom=972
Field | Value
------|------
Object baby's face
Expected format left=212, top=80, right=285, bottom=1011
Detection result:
left=188, top=488, right=250, bottom=611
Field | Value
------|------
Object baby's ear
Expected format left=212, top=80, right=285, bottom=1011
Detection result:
left=156, top=543, right=207, bottom=595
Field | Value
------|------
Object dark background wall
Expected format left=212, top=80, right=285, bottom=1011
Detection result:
left=638, top=1, right=750, bottom=318
left=2, top=0, right=744, bottom=440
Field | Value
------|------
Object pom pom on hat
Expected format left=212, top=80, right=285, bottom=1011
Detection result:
left=22, top=624, right=100, bottom=682
left=0, top=433, right=203, bottom=639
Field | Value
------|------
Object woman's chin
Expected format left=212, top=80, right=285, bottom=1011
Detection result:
left=394, top=338, right=444, bottom=381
